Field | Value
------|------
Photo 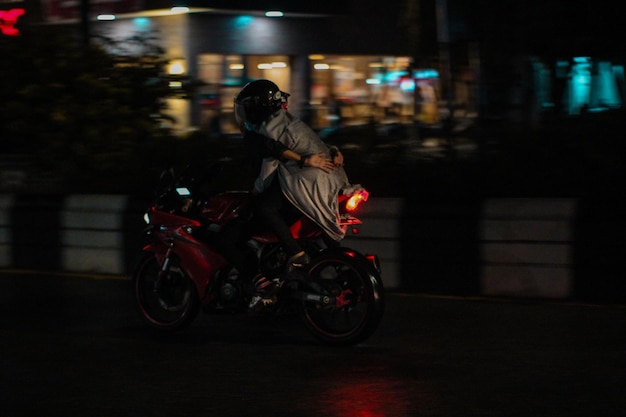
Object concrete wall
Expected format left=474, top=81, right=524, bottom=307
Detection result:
left=480, top=199, right=576, bottom=299
left=1, top=194, right=624, bottom=303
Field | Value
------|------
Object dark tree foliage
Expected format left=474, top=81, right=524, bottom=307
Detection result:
left=0, top=27, right=199, bottom=193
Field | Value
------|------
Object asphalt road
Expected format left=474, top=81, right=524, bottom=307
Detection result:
left=1, top=270, right=625, bottom=417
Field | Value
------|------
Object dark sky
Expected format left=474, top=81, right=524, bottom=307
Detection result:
left=449, top=0, right=624, bottom=59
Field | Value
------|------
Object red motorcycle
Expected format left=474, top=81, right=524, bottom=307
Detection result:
left=133, top=165, right=384, bottom=346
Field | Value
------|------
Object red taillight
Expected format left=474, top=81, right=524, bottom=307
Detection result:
left=345, top=190, right=369, bottom=212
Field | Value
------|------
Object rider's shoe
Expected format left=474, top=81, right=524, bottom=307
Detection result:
left=285, top=251, right=310, bottom=273
left=248, top=274, right=281, bottom=313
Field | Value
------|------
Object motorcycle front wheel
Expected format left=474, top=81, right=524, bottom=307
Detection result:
left=133, top=253, right=200, bottom=331
left=301, top=250, right=384, bottom=346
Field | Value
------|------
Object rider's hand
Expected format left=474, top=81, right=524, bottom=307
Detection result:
left=305, top=152, right=336, bottom=173
left=332, top=149, right=344, bottom=167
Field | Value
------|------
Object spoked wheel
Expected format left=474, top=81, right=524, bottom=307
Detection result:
left=301, top=250, right=384, bottom=346
left=133, top=253, right=200, bottom=331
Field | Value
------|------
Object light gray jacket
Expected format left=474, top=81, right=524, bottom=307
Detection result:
left=253, top=110, right=353, bottom=241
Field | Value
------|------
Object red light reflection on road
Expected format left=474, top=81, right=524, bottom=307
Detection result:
left=316, top=375, right=440, bottom=416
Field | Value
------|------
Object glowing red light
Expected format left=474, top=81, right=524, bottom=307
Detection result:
left=0, top=9, right=25, bottom=36
left=345, top=190, right=369, bottom=212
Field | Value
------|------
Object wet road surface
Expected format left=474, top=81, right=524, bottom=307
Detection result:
left=1, top=271, right=625, bottom=416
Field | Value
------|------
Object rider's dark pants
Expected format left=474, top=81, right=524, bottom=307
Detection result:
left=215, top=218, right=257, bottom=280
left=254, top=180, right=303, bottom=258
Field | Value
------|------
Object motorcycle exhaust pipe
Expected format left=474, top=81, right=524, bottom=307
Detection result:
left=305, top=293, right=334, bottom=305
left=292, top=291, right=335, bottom=306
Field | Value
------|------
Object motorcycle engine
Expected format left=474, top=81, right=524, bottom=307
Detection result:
left=220, top=281, right=238, bottom=302
left=258, top=244, right=288, bottom=278
left=215, top=268, right=246, bottom=312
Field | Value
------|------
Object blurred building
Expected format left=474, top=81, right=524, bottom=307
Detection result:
left=464, top=0, right=625, bottom=128
left=3, top=0, right=625, bottom=134
left=4, top=0, right=449, bottom=135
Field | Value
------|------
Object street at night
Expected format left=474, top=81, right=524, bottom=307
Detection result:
left=2, top=270, right=625, bottom=416
left=3, top=1, right=626, bottom=414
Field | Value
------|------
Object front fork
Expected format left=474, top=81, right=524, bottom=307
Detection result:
left=154, top=244, right=174, bottom=292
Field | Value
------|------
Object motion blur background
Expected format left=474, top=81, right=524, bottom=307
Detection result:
left=1, top=0, right=625, bottom=197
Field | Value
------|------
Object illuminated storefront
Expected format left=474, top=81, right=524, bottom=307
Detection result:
left=9, top=0, right=623, bottom=135
left=11, top=1, right=464, bottom=135
left=563, top=58, right=623, bottom=115
left=528, top=57, right=624, bottom=118
left=196, top=54, right=292, bottom=134
left=193, top=53, right=442, bottom=134
left=29, top=1, right=433, bottom=135
left=307, top=55, right=440, bottom=129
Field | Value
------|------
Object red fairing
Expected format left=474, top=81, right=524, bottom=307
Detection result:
left=199, top=192, right=250, bottom=225
left=173, top=242, right=228, bottom=299
left=146, top=210, right=228, bottom=300
left=149, top=207, right=202, bottom=227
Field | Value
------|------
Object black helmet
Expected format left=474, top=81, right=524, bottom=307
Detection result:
left=234, top=79, right=289, bottom=126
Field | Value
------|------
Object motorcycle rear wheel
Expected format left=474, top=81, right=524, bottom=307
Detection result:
left=133, top=253, right=200, bottom=331
left=301, top=250, right=384, bottom=346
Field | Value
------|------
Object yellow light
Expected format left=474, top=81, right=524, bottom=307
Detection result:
left=309, top=54, right=325, bottom=60
left=345, top=194, right=361, bottom=211
left=169, top=81, right=182, bottom=88
left=229, top=64, right=244, bottom=70
left=257, top=63, right=273, bottom=69
left=314, top=63, right=330, bottom=70
left=171, top=7, right=189, bottom=13
left=168, top=60, right=185, bottom=75
left=271, top=62, right=287, bottom=68
left=345, top=190, right=369, bottom=212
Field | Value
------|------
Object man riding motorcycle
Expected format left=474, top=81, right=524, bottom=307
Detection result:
left=230, top=79, right=361, bottom=310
